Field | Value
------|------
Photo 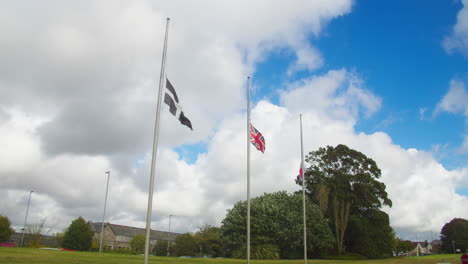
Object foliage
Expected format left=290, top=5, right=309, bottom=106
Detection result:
left=0, top=215, right=14, bottom=242
left=305, top=144, right=392, bottom=255
left=194, top=225, right=223, bottom=257
left=153, top=239, right=169, bottom=256
left=440, top=217, right=468, bottom=253
left=0, top=247, right=464, bottom=264
left=53, top=232, right=65, bottom=248
left=231, top=244, right=280, bottom=259
left=174, top=233, right=198, bottom=256
left=219, top=191, right=334, bottom=259
left=25, top=218, right=51, bottom=248
left=395, top=238, right=414, bottom=254
left=130, top=234, right=145, bottom=254
left=62, top=217, right=94, bottom=251
left=345, top=210, right=395, bottom=258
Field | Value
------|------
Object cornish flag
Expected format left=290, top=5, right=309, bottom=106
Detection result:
left=249, top=123, right=265, bottom=153
left=164, top=79, right=193, bottom=130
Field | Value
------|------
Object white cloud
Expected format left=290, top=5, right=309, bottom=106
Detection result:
left=435, top=79, right=468, bottom=153
left=443, top=0, right=468, bottom=56
left=1, top=0, right=467, bottom=241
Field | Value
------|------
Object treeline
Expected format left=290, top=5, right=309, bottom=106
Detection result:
left=177, top=144, right=396, bottom=259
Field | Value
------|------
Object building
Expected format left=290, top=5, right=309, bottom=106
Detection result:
left=88, top=221, right=180, bottom=252
left=410, top=241, right=432, bottom=256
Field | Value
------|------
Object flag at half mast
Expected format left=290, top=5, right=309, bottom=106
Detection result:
left=295, top=163, right=303, bottom=186
left=249, top=123, right=265, bottom=153
left=164, top=78, right=193, bottom=130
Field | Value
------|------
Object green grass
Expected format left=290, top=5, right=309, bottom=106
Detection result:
left=0, top=248, right=463, bottom=264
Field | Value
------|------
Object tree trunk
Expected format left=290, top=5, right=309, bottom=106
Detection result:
left=333, top=197, right=351, bottom=255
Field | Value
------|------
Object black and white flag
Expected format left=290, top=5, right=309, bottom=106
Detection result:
left=164, top=79, right=193, bottom=130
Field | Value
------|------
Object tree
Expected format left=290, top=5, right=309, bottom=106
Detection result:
left=194, top=225, right=223, bottom=257
left=62, top=217, right=93, bottom=251
left=395, top=239, right=414, bottom=255
left=174, top=233, right=198, bottom=256
left=25, top=218, right=53, bottom=248
left=130, top=234, right=145, bottom=253
left=219, top=191, right=334, bottom=259
left=440, top=218, right=468, bottom=253
left=305, top=144, right=392, bottom=255
left=345, top=210, right=395, bottom=258
left=0, top=215, right=14, bottom=242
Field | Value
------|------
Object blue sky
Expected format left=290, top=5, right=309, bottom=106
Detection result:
left=254, top=0, right=467, bottom=166
left=1, top=0, right=467, bottom=241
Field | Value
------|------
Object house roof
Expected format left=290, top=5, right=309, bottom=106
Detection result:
left=412, top=241, right=429, bottom=247
left=88, top=222, right=179, bottom=241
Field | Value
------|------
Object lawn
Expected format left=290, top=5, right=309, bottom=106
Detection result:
left=0, top=248, right=463, bottom=264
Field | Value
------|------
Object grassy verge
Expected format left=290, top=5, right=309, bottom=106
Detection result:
left=0, top=248, right=463, bottom=264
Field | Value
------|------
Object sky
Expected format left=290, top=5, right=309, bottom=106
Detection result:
left=0, top=0, right=467, bottom=242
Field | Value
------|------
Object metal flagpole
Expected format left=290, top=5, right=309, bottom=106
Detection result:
left=99, top=171, right=110, bottom=253
left=300, top=114, right=307, bottom=264
left=20, top=190, right=33, bottom=247
left=144, top=17, right=170, bottom=264
left=246, top=77, right=251, bottom=264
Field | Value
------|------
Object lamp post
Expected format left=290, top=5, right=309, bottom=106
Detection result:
left=167, top=214, right=173, bottom=256
left=20, top=190, right=34, bottom=247
left=99, top=171, right=111, bottom=253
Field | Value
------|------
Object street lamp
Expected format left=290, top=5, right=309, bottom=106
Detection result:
left=167, top=215, right=173, bottom=256
left=99, top=171, right=111, bottom=253
left=20, top=191, right=34, bottom=247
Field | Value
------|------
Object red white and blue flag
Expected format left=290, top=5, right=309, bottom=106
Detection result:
left=250, top=123, right=265, bottom=153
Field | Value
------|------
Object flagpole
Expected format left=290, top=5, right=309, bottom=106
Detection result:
left=300, top=114, right=307, bottom=264
left=144, top=17, right=170, bottom=264
left=246, top=76, right=251, bottom=264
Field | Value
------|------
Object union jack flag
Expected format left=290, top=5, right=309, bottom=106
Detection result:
left=250, top=123, right=265, bottom=153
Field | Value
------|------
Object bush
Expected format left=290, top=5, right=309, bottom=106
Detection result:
left=130, top=234, right=145, bottom=254
left=232, top=244, right=280, bottom=260
left=0, top=215, right=14, bottom=242
left=62, top=217, right=93, bottom=251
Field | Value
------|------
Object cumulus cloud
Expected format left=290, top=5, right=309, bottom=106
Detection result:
left=443, top=0, right=468, bottom=56
left=435, top=79, right=468, bottom=153
left=1, top=0, right=466, bottom=240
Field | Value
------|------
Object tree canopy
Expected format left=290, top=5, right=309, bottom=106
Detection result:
left=440, top=218, right=468, bottom=253
left=0, top=215, right=14, bottom=242
left=305, top=144, right=392, bottom=257
left=130, top=234, right=145, bottom=253
left=219, top=191, right=334, bottom=259
left=62, top=217, right=93, bottom=251
left=174, top=233, right=198, bottom=256
left=194, top=225, right=223, bottom=257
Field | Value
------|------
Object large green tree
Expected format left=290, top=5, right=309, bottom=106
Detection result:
left=305, top=144, right=392, bottom=255
left=62, top=217, right=93, bottom=251
left=194, top=225, right=223, bottom=257
left=440, top=218, right=468, bottom=253
left=219, top=191, right=334, bottom=259
left=0, top=215, right=14, bottom=242
left=345, top=209, right=395, bottom=258
left=174, top=233, right=198, bottom=256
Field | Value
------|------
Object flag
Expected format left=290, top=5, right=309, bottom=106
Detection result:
left=249, top=123, right=265, bottom=153
left=295, top=164, right=303, bottom=186
left=164, top=78, right=193, bottom=130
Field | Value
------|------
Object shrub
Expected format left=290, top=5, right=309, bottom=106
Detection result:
left=62, top=217, right=93, bottom=251
left=0, top=215, right=14, bottom=242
